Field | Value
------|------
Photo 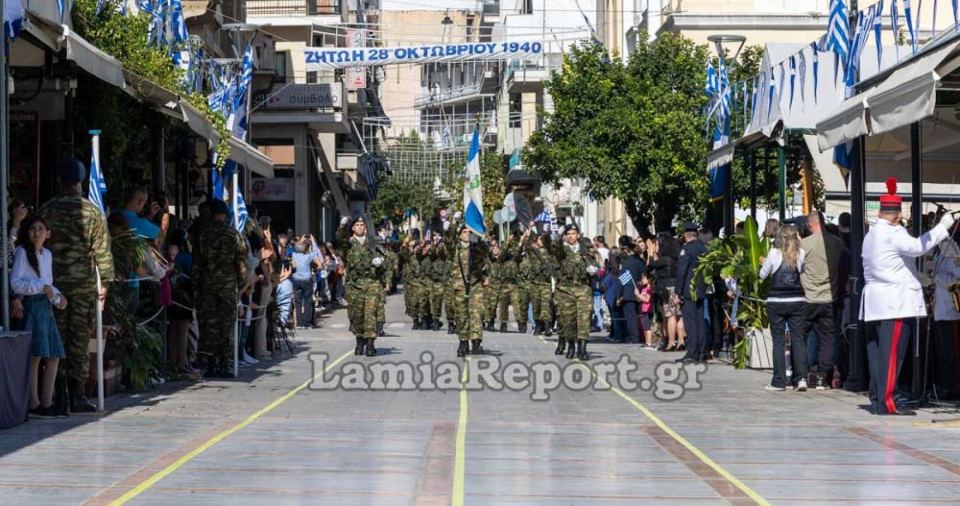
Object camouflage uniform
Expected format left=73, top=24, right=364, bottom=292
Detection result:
left=376, top=247, right=397, bottom=329
left=338, top=226, right=387, bottom=354
left=195, top=219, right=248, bottom=368
left=498, top=239, right=527, bottom=329
left=524, top=243, right=556, bottom=331
left=38, top=193, right=115, bottom=399
left=428, top=246, right=447, bottom=324
left=401, top=245, right=420, bottom=319
left=484, top=253, right=503, bottom=324
left=448, top=236, right=490, bottom=351
left=547, top=235, right=599, bottom=358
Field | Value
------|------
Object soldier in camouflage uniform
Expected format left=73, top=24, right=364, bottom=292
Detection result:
left=427, top=236, right=448, bottom=332
left=376, top=245, right=398, bottom=336
left=447, top=223, right=491, bottom=356
left=523, top=229, right=557, bottom=337
left=498, top=235, right=527, bottom=334
left=545, top=223, right=600, bottom=359
left=401, top=237, right=423, bottom=329
left=338, top=216, right=388, bottom=356
left=483, top=242, right=503, bottom=332
left=37, top=159, right=115, bottom=413
left=195, top=199, right=249, bottom=377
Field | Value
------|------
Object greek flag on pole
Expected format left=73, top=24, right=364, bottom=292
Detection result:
left=904, top=0, right=918, bottom=54
left=3, top=0, right=23, bottom=43
left=891, top=0, right=901, bottom=60
left=463, top=128, right=486, bottom=236
left=234, top=190, right=249, bottom=232
left=171, top=0, right=188, bottom=43
left=874, top=1, right=884, bottom=67
left=88, top=132, right=107, bottom=218
left=826, top=0, right=851, bottom=66
left=618, top=269, right=634, bottom=288
left=232, top=45, right=254, bottom=139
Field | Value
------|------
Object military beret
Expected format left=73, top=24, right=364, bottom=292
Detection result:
left=58, top=158, right=87, bottom=185
left=563, top=223, right=580, bottom=234
left=209, top=199, right=229, bottom=216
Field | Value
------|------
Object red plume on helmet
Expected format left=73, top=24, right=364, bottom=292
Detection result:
left=880, top=177, right=902, bottom=212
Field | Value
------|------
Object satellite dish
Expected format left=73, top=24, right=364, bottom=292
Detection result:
left=493, top=209, right=506, bottom=225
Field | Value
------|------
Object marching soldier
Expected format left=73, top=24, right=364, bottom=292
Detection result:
left=448, top=223, right=491, bottom=357
left=484, top=241, right=504, bottom=332
left=500, top=233, right=528, bottom=334
left=38, top=158, right=115, bottom=412
left=862, top=178, right=954, bottom=415
left=546, top=223, right=599, bottom=359
left=376, top=243, right=398, bottom=337
left=524, top=228, right=556, bottom=337
left=195, top=199, right=249, bottom=378
left=401, top=236, right=423, bottom=329
left=428, top=234, right=448, bottom=332
left=338, top=216, right=387, bottom=356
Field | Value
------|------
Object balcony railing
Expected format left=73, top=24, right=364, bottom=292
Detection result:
left=247, top=0, right=341, bottom=17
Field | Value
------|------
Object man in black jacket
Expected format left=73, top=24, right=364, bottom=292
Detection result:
left=677, top=222, right=708, bottom=363
left=618, top=235, right=646, bottom=344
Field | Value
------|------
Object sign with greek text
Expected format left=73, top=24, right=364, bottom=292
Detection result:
left=304, top=41, right=544, bottom=70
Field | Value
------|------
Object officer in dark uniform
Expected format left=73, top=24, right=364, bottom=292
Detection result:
left=676, top=222, right=708, bottom=363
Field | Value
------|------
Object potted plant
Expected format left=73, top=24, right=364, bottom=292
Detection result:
left=694, top=217, right=770, bottom=369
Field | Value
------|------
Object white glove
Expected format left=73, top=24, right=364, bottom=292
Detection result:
left=453, top=211, right=463, bottom=220
left=443, top=222, right=450, bottom=231
left=586, top=265, right=598, bottom=275
left=940, top=212, right=956, bottom=230
left=372, top=257, right=384, bottom=267
left=340, top=217, right=351, bottom=226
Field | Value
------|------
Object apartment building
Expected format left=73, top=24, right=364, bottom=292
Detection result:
left=248, top=0, right=385, bottom=236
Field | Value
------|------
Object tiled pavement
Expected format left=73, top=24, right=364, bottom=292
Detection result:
left=2, top=295, right=960, bottom=505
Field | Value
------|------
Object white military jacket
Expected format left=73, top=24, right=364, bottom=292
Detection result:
left=861, top=219, right=949, bottom=322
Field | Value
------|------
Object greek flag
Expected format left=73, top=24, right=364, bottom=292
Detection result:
left=88, top=131, right=107, bottom=218
left=826, top=0, right=851, bottom=66
left=874, top=0, right=884, bottom=67
left=788, top=55, right=797, bottom=109
left=618, top=269, right=634, bottom=288
left=954, top=0, right=959, bottom=29
left=904, top=0, right=918, bottom=54
left=232, top=45, right=254, bottom=139
left=891, top=0, right=901, bottom=60
left=811, top=41, right=820, bottom=103
left=3, top=0, right=23, bottom=43
left=171, top=0, right=188, bottom=43
left=211, top=163, right=226, bottom=201
left=705, top=62, right=718, bottom=97
left=234, top=190, right=249, bottom=232
left=767, top=69, right=775, bottom=116
left=57, top=0, right=68, bottom=21
left=462, top=128, right=486, bottom=236
left=846, top=3, right=877, bottom=88
left=798, top=49, right=807, bottom=105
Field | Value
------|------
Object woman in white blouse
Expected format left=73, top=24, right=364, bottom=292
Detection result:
left=12, top=216, right=68, bottom=418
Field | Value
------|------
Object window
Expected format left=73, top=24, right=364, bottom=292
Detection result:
left=307, top=71, right=318, bottom=84
left=510, top=94, right=522, bottom=128
left=274, top=51, right=289, bottom=82
left=522, top=0, right=533, bottom=15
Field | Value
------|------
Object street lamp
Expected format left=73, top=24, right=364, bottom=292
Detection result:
left=706, top=34, right=747, bottom=63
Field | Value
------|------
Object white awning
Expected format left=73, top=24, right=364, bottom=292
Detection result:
left=26, top=21, right=127, bottom=90
left=817, top=40, right=960, bottom=151
left=706, top=144, right=735, bottom=171
left=178, top=102, right=274, bottom=178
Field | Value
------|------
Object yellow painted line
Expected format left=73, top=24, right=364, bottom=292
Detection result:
left=577, top=359, right=769, bottom=506
left=110, top=350, right=354, bottom=505
left=451, top=357, right=470, bottom=506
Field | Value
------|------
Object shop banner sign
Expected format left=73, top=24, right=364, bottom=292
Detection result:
left=304, top=41, right=543, bottom=70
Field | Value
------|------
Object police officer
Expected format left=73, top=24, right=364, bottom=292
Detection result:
left=676, top=222, right=708, bottom=364
left=195, top=199, right=249, bottom=378
left=862, top=178, right=953, bottom=415
left=546, top=223, right=599, bottom=359
left=448, top=223, right=490, bottom=357
left=338, top=216, right=387, bottom=356
left=38, top=159, right=115, bottom=412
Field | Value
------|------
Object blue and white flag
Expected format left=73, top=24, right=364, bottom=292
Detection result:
left=231, top=45, right=254, bottom=139
left=750, top=76, right=759, bottom=123
left=171, top=0, right=188, bottom=43
left=3, top=0, right=23, bottom=43
left=233, top=190, right=249, bottom=232
left=705, top=62, right=718, bottom=97
left=88, top=131, right=108, bottom=218
left=57, top=0, right=68, bottom=21
left=777, top=62, right=786, bottom=107
left=788, top=56, right=797, bottom=110
left=891, top=0, right=901, bottom=60
left=211, top=164, right=225, bottom=201
left=874, top=1, right=885, bottom=67
left=826, top=0, right=851, bottom=66
left=798, top=49, right=807, bottom=106
left=462, top=128, right=485, bottom=236
left=904, top=0, right=918, bottom=54
left=812, top=41, right=820, bottom=103
left=618, top=269, right=634, bottom=288
left=846, top=3, right=877, bottom=87
left=953, top=0, right=959, bottom=29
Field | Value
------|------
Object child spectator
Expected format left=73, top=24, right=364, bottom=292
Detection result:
left=635, top=271, right=656, bottom=349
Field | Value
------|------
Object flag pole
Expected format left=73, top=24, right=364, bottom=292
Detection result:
left=91, top=130, right=104, bottom=413
left=1, top=0, right=10, bottom=332
left=232, top=167, right=239, bottom=378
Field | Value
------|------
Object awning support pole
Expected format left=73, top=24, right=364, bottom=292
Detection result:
left=910, top=122, right=924, bottom=400
left=777, top=145, right=786, bottom=221
left=847, top=136, right=868, bottom=392
left=0, top=0, right=9, bottom=331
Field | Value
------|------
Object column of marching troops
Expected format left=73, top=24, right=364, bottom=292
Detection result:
left=337, top=213, right=600, bottom=359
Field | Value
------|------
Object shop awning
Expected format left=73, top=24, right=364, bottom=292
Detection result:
left=179, top=102, right=275, bottom=178
left=706, top=144, right=735, bottom=171
left=25, top=21, right=127, bottom=91
left=817, top=40, right=960, bottom=151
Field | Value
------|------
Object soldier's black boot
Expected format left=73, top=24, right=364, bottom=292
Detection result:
left=577, top=340, right=590, bottom=360
left=565, top=339, right=577, bottom=359
left=354, top=336, right=365, bottom=355
left=534, top=321, right=543, bottom=336
left=68, top=380, right=96, bottom=413
left=377, top=323, right=385, bottom=337
left=544, top=323, right=554, bottom=337
left=471, top=339, right=485, bottom=355
left=412, top=318, right=421, bottom=330
left=518, top=322, right=527, bottom=334
left=423, top=316, right=433, bottom=330
left=499, top=322, right=508, bottom=334
left=446, top=321, right=455, bottom=334
left=365, top=338, right=377, bottom=357
left=457, top=340, right=469, bottom=357
left=554, top=338, right=565, bottom=355
left=485, top=319, right=495, bottom=332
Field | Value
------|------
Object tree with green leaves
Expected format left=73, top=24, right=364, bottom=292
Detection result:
left=524, top=35, right=711, bottom=232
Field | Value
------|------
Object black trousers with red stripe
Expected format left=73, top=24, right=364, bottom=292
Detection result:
left=866, top=319, right=913, bottom=414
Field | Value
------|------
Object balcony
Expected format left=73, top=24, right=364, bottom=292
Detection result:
left=247, top=0, right=341, bottom=17
left=414, top=82, right=486, bottom=108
